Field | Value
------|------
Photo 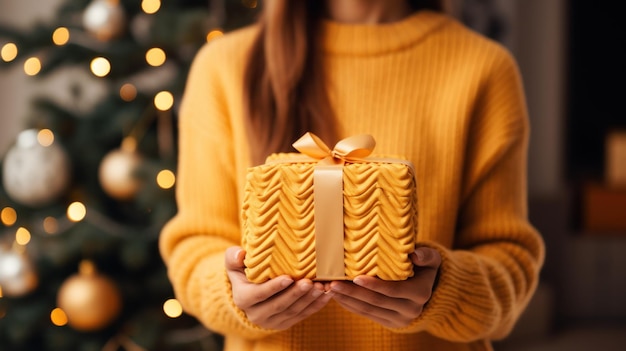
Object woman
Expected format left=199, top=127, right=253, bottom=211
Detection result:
left=159, top=0, right=545, bottom=350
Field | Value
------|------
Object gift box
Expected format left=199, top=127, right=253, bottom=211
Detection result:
left=242, top=133, right=417, bottom=282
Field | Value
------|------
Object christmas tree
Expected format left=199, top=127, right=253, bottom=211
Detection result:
left=0, top=0, right=258, bottom=350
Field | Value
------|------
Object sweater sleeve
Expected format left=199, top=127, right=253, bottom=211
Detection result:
left=395, top=48, right=545, bottom=341
left=159, top=40, right=277, bottom=340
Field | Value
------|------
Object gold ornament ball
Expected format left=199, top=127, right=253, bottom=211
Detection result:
left=57, top=261, right=122, bottom=331
left=83, top=0, right=127, bottom=41
left=98, top=149, right=142, bottom=200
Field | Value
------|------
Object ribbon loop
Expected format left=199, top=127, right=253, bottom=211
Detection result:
left=333, top=134, right=376, bottom=159
left=292, top=132, right=332, bottom=159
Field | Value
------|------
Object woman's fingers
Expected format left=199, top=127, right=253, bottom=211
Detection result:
left=232, top=274, right=295, bottom=310
left=225, top=246, right=296, bottom=309
left=410, top=246, right=442, bottom=299
left=224, top=246, right=245, bottom=270
left=249, top=280, right=332, bottom=329
left=330, top=291, right=412, bottom=329
left=330, top=279, right=422, bottom=321
left=411, top=246, right=442, bottom=269
left=224, top=246, right=331, bottom=329
left=329, top=247, right=442, bottom=328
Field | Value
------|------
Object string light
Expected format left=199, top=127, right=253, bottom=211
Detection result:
left=146, top=47, right=166, bottom=67
left=206, top=29, right=224, bottom=42
left=37, top=129, right=55, bottom=147
left=90, top=57, right=111, bottom=77
left=154, top=91, right=174, bottom=111
left=163, top=299, right=183, bottom=318
left=120, top=83, right=137, bottom=102
left=15, top=227, right=31, bottom=246
left=50, top=308, right=69, bottom=326
left=1, top=43, right=18, bottom=62
left=24, top=57, right=41, bottom=76
left=67, top=202, right=87, bottom=222
left=141, top=0, right=161, bottom=14
left=156, top=170, right=176, bottom=189
left=1, top=207, right=17, bottom=226
left=52, top=27, right=70, bottom=46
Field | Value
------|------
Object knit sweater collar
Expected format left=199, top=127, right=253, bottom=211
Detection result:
left=320, top=10, right=449, bottom=55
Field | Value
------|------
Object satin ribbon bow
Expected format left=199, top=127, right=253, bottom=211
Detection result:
left=291, top=132, right=376, bottom=280
left=292, top=132, right=376, bottom=165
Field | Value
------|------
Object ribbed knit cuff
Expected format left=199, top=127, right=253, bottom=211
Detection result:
left=193, top=252, right=278, bottom=340
left=389, top=241, right=499, bottom=342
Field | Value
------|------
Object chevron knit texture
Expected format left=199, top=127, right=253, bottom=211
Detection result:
left=242, top=154, right=417, bottom=282
left=159, top=10, right=545, bottom=351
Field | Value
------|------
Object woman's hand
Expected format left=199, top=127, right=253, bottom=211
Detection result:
left=225, top=246, right=333, bottom=330
left=329, top=246, right=442, bottom=328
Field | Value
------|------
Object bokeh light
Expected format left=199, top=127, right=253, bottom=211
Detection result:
left=50, top=308, right=68, bottom=326
left=157, top=169, right=176, bottom=189
left=24, top=57, right=41, bottom=76
left=1, top=43, right=18, bottom=62
left=146, top=47, right=166, bottom=67
left=43, top=217, right=59, bottom=235
left=163, top=299, right=183, bottom=318
left=52, top=27, right=70, bottom=46
left=90, top=57, right=111, bottom=77
left=15, top=227, right=31, bottom=246
left=206, top=30, right=224, bottom=42
left=67, top=202, right=87, bottom=222
left=1, top=207, right=17, bottom=226
left=142, top=0, right=161, bottom=14
left=154, top=91, right=174, bottom=111
left=120, top=83, right=137, bottom=102
left=37, top=129, right=55, bottom=147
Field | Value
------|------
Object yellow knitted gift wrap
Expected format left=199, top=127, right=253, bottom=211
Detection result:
left=242, top=152, right=417, bottom=283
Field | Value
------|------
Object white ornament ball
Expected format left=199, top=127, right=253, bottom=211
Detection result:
left=98, top=148, right=142, bottom=200
left=2, top=129, right=71, bottom=207
left=0, top=249, right=39, bottom=297
left=83, top=0, right=127, bottom=41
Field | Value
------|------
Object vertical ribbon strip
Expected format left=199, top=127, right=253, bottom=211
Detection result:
left=292, top=133, right=375, bottom=280
left=312, top=165, right=345, bottom=279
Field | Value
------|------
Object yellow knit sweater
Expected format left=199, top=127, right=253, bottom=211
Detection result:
left=160, top=10, right=545, bottom=351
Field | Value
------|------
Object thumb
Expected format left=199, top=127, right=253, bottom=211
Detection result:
left=225, top=246, right=246, bottom=271
left=411, top=246, right=442, bottom=269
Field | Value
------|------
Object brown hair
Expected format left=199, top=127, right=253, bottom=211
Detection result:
left=243, top=0, right=447, bottom=165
